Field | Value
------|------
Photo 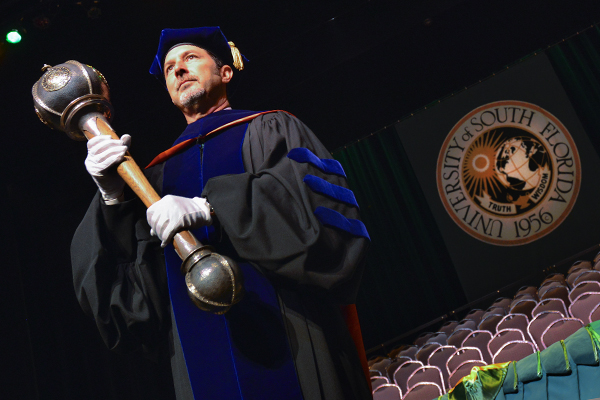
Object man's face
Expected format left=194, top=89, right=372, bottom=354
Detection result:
left=163, top=45, right=227, bottom=111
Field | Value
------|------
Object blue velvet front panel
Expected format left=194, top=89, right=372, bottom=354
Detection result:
left=162, top=112, right=303, bottom=400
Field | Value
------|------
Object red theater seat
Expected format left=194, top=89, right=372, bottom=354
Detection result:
left=372, top=384, right=402, bottom=400
left=569, top=260, right=592, bottom=275
left=497, top=313, right=530, bottom=341
left=569, top=292, right=600, bottom=324
left=527, top=311, right=563, bottom=350
left=448, top=360, right=486, bottom=389
left=403, top=382, right=443, bottom=400
left=385, top=357, right=411, bottom=381
left=541, top=318, right=585, bottom=349
left=488, top=328, right=527, bottom=357
left=464, top=309, right=486, bottom=325
left=413, top=332, right=435, bottom=347
left=397, top=345, right=418, bottom=360
left=569, top=281, right=600, bottom=303
left=510, top=298, right=538, bottom=319
left=370, top=358, right=392, bottom=376
left=571, top=270, right=600, bottom=289
left=539, top=285, right=570, bottom=306
left=492, top=340, right=536, bottom=363
left=447, top=328, right=473, bottom=348
left=392, top=360, right=422, bottom=396
left=425, top=332, right=448, bottom=346
left=427, top=345, right=457, bottom=389
left=490, top=297, right=512, bottom=313
left=438, top=321, right=460, bottom=335
left=371, top=376, right=389, bottom=391
left=415, top=342, right=441, bottom=364
left=407, top=365, right=445, bottom=394
left=461, top=330, right=493, bottom=364
left=532, top=298, right=569, bottom=318
left=514, top=286, right=539, bottom=301
left=478, top=313, right=504, bottom=334
left=447, top=347, right=483, bottom=377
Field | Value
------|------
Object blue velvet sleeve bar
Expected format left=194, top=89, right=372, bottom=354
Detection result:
left=303, top=175, right=359, bottom=208
left=287, top=148, right=347, bottom=177
left=314, top=206, right=370, bottom=240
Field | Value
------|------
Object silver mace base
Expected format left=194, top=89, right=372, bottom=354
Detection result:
left=181, top=245, right=244, bottom=314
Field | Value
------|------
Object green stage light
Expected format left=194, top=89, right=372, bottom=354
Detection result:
left=6, top=30, right=22, bottom=44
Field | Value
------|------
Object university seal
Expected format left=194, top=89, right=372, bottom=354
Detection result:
left=437, top=101, right=580, bottom=246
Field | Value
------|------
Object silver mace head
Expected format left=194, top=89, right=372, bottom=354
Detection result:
left=32, top=61, right=244, bottom=314
left=181, top=246, right=244, bottom=314
left=32, top=60, right=113, bottom=140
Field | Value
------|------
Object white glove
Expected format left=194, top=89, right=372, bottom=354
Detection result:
left=147, top=195, right=213, bottom=247
left=85, top=134, right=131, bottom=203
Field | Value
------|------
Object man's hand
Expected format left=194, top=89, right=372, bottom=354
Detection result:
left=147, top=195, right=212, bottom=247
left=85, top=134, right=131, bottom=203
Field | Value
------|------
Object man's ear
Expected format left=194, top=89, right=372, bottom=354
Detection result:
left=221, top=65, right=233, bottom=83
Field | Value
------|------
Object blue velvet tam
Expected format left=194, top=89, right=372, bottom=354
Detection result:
left=149, top=26, right=247, bottom=83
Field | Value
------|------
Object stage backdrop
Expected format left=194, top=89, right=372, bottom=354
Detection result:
left=396, top=52, right=600, bottom=301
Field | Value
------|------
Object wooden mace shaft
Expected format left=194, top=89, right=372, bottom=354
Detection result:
left=81, top=116, right=203, bottom=260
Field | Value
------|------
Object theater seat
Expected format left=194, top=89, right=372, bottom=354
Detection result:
left=492, top=340, right=536, bottom=363
left=496, top=313, right=530, bottom=340
left=427, top=345, right=457, bottom=390
left=406, top=365, right=445, bottom=395
left=541, top=318, right=584, bottom=349
left=372, top=384, right=402, bottom=400
left=447, top=360, right=486, bottom=389
left=404, top=382, right=443, bottom=400
left=488, top=328, right=526, bottom=357
left=461, top=330, right=493, bottom=364
left=528, top=311, right=563, bottom=350
left=569, top=292, right=600, bottom=324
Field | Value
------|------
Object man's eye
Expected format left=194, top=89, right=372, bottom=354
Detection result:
left=165, top=65, right=173, bottom=73
left=187, top=54, right=197, bottom=61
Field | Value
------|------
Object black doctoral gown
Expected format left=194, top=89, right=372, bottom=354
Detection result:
left=71, top=111, right=371, bottom=400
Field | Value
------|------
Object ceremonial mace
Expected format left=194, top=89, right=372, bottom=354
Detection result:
left=32, top=60, right=243, bottom=314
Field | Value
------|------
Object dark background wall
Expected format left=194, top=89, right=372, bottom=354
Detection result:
left=2, top=0, right=600, bottom=398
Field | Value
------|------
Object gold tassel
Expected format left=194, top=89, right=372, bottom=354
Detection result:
left=228, top=41, right=244, bottom=71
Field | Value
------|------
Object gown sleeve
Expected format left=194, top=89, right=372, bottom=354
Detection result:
left=201, top=111, right=369, bottom=303
left=71, top=166, right=170, bottom=354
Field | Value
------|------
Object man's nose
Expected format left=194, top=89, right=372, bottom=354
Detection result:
left=174, top=60, right=188, bottom=76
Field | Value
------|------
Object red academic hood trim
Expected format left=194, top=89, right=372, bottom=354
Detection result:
left=145, top=110, right=293, bottom=169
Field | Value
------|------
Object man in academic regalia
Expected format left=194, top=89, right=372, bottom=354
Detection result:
left=72, top=26, right=371, bottom=400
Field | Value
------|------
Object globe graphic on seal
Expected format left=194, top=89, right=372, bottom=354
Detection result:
left=496, top=137, right=548, bottom=192
left=461, top=128, right=552, bottom=216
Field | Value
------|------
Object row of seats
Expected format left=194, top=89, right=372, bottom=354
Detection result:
left=367, top=256, right=600, bottom=400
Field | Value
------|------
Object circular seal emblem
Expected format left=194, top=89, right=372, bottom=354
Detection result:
left=41, top=66, right=71, bottom=92
left=437, top=101, right=580, bottom=246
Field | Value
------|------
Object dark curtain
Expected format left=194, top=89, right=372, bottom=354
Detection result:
left=333, top=127, right=467, bottom=350
left=547, top=26, right=600, bottom=156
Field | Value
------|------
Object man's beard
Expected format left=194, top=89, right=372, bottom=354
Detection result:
left=179, top=86, right=207, bottom=108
